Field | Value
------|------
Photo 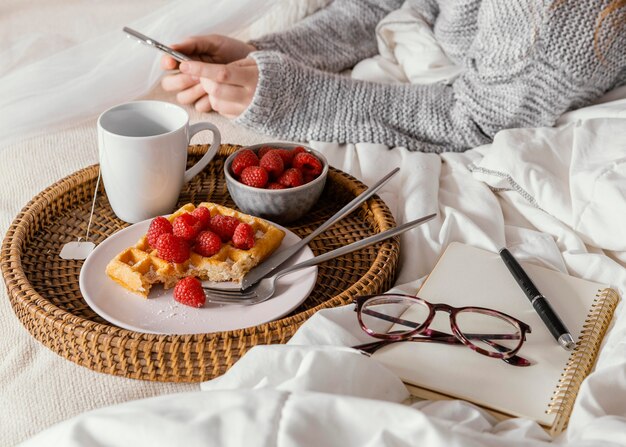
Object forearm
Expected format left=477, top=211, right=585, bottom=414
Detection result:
left=249, top=0, right=403, bottom=72
left=236, top=52, right=488, bottom=152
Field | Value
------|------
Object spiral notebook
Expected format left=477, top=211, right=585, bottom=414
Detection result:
left=372, top=242, right=620, bottom=435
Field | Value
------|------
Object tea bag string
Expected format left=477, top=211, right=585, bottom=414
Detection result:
left=81, top=167, right=101, bottom=243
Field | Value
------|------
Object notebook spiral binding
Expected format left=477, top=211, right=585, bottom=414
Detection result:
left=546, top=288, right=620, bottom=435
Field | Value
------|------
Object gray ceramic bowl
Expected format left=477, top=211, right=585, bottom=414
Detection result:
left=224, top=143, right=329, bottom=224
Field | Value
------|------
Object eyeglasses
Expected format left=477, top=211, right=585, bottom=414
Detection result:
left=352, top=294, right=532, bottom=367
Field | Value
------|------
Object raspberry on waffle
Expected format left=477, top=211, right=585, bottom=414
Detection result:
left=105, top=202, right=285, bottom=297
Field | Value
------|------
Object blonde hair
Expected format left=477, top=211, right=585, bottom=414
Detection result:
left=594, top=0, right=626, bottom=61
left=552, top=0, right=625, bottom=61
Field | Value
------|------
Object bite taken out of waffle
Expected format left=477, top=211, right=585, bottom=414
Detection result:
left=105, top=202, right=285, bottom=298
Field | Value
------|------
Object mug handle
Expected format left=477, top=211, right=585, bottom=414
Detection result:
left=183, top=122, right=221, bottom=183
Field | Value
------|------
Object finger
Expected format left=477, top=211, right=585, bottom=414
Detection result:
left=161, top=40, right=209, bottom=65
left=194, top=95, right=213, bottom=113
left=209, top=96, right=247, bottom=118
left=161, top=73, right=199, bottom=92
left=180, top=61, right=255, bottom=86
left=167, top=39, right=199, bottom=55
left=176, top=83, right=208, bottom=105
left=160, top=54, right=179, bottom=70
left=199, top=78, right=249, bottom=103
left=169, top=35, right=221, bottom=57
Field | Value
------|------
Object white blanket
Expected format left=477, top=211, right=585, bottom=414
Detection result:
left=19, top=4, right=626, bottom=447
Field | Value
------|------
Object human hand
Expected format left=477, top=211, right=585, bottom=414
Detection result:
left=161, top=35, right=256, bottom=112
left=178, top=58, right=259, bottom=119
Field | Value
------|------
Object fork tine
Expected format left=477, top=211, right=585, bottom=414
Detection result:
left=206, top=292, right=256, bottom=300
left=205, top=293, right=259, bottom=303
left=202, top=287, right=245, bottom=295
left=203, top=290, right=257, bottom=300
left=206, top=296, right=260, bottom=305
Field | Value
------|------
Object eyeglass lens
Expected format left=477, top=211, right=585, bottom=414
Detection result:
left=455, top=310, right=522, bottom=354
left=361, top=296, right=522, bottom=355
left=360, top=295, right=430, bottom=335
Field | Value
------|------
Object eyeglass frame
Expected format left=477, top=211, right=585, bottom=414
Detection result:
left=353, top=294, right=532, bottom=360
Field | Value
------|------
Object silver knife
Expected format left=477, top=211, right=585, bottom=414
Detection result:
left=266, top=213, right=438, bottom=275
left=240, top=167, right=400, bottom=290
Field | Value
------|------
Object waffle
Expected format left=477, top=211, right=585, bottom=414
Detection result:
left=106, top=202, right=285, bottom=297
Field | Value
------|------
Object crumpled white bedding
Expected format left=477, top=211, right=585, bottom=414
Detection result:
left=18, top=3, right=626, bottom=446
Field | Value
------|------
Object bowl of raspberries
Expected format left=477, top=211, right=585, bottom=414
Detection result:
left=224, top=143, right=329, bottom=223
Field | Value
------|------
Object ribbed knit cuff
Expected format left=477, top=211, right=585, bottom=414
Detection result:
left=236, top=51, right=358, bottom=144
left=235, top=51, right=293, bottom=136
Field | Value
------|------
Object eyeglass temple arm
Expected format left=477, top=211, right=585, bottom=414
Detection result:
left=360, top=308, right=418, bottom=330
left=352, top=337, right=531, bottom=367
left=353, top=335, right=462, bottom=351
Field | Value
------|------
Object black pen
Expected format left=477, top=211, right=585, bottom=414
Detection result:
left=499, top=248, right=576, bottom=351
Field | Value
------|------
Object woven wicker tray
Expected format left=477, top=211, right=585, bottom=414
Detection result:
left=1, top=144, right=398, bottom=382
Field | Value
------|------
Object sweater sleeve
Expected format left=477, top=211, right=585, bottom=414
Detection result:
left=236, top=2, right=626, bottom=152
left=235, top=51, right=479, bottom=152
left=249, top=0, right=403, bottom=73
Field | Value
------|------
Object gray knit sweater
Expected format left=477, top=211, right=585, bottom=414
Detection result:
left=236, top=0, right=626, bottom=152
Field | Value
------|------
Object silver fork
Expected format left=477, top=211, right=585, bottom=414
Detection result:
left=202, top=213, right=437, bottom=305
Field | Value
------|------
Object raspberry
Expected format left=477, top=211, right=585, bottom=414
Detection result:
left=292, top=152, right=323, bottom=176
left=303, top=171, right=318, bottom=184
left=194, top=230, right=222, bottom=257
left=292, top=146, right=307, bottom=157
left=267, top=182, right=286, bottom=190
left=209, top=214, right=240, bottom=242
left=232, top=222, right=255, bottom=249
left=173, top=277, right=206, bottom=308
left=257, top=146, right=274, bottom=159
left=146, top=216, right=173, bottom=248
left=191, top=206, right=211, bottom=230
left=277, top=168, right=304, bottom=188
left=259, top=151, right=284, bottom=179
left=156, top=233, right=191, bottom=263
left=231, top=149, right=259, bottom=176
left=173, top=213, right=202, bottom=241
left=274, top=149, right=294, bottom=167
left=240, top=166, right=269, bottom=188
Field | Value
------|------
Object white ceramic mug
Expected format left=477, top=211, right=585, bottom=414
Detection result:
left=97, top=100, right=220, bottom=223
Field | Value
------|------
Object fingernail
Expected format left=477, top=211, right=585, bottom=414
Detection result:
left=179, top=62, right=189, bottom=71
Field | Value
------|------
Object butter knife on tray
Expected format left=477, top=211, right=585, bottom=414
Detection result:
left=228, top=167, right=400, bottom=292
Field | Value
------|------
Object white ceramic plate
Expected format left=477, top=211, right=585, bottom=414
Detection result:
left=79, top=219, right=317, bottom=335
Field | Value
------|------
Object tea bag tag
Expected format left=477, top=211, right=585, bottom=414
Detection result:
left=60, top=167, right=101, bottom=260
left=60, top=240, right=96, bottom=260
